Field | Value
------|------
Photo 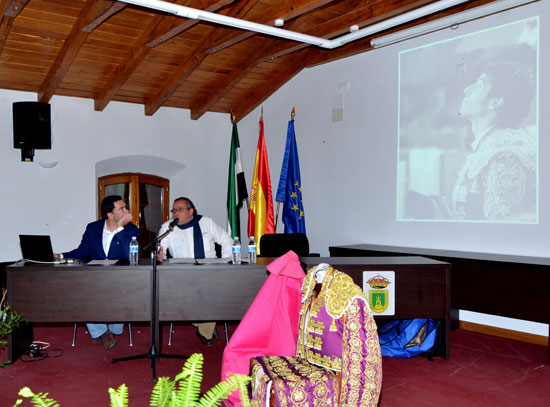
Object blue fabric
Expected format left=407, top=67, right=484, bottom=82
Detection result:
left=63, top=219, right=139, bottom=262
left=378, top=319, right=438, bottom=358
left=275, top=122, right=292, bottom=202
left=276, top=120, right=306, bottom=234
left=177, top=215, right=205, bottom=258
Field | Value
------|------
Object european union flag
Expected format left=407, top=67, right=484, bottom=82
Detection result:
left=276, top=119, right=306, bottom=234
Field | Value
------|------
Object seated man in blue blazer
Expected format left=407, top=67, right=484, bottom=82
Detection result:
left=55, top=195, right=139, bottom=349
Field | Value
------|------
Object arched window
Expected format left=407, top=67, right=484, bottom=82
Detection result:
left=98, top=173, right=169, bottom=257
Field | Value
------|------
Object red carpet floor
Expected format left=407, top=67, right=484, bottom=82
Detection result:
left=1, top=324, right=549, bottom=406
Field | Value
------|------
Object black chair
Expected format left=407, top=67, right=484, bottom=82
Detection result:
left=259, top=233, right=319, bottom=257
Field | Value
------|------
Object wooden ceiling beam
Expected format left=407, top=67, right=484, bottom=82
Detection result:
left=206, top=0, right=336, bottom=54
left=82, top=1, right=126, bottom=32
left=38, top=0, right=122, bottom=103
left=145, top=0, right=234, bottom=48
left=144, top=0, right=260, bottom=116
left=94, top=13, right=166, bottom=111
left=190, top=40, right=270, bottom=120
left=3, top=0, right=28, bottom=17
left=191, top=0, right=345, bottom=119
left=94, top=0, right=218, bottom=111
left=144, top=26, right=219, bottom=115
left=232, top=51, right=309, bottom=121
left=0, top=0, right=29, bottom=55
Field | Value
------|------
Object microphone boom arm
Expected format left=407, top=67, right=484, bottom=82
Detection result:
left=143, top=224, right=176, bottom=252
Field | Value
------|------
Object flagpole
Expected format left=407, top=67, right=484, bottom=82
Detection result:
left=275, top=201, right=280, bottom=232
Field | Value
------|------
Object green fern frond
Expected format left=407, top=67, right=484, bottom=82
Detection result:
left=175, top=353, right=203, bottom=407
left=228, top=374, right=252, bottom=407
left=15, top=387, right=60, bottom=407
left=108, top=384, right=129, bottom=407
left=13, top=354, right=254, bottom=407
left=174, top=353, right=203, bottom=382
left=150, top=376, right=177, bottom=407
left=196, top=379, right=238, bottom=407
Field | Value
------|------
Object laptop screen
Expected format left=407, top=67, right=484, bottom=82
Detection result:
left=19, top=235, right=55, bottom=262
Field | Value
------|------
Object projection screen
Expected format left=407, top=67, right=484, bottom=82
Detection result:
left=397, top=16, right=539, bottom=224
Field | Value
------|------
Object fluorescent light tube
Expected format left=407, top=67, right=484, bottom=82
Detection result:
left=330, top=0, right=470, bottom=48
left=371, top=0, right=538, bottom=48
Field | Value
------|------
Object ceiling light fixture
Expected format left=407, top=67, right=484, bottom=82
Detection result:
left=118, top=0, right=532, bottom=50
left=371, top=0, right=537, bottom=48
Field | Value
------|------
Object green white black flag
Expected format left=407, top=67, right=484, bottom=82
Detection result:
left=227, top=120, right=248, bottom=240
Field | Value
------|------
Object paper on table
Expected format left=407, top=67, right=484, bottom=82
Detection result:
left=87, top=259, right=119, bottom=265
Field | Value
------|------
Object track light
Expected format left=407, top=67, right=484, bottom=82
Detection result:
left=118, top=0, right=535, bottom=50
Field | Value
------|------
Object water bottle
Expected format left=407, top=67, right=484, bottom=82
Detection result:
left=232, top=238, right=241, bottom=265
left=248, top=236, right=257, bottom=264
left=129, top=236, right=139, bottom=265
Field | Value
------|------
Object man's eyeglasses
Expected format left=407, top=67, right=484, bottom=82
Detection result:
left=170, top=207, right=190, bottom=214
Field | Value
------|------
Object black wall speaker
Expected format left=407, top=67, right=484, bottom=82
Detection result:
left=13, top=101, right=51, bottom=150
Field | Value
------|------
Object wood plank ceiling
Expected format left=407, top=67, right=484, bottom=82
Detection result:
left=0, top=0, right=497, bottom=120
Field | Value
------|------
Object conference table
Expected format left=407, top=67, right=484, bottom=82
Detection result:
left=6, top=255, right=450, bottom=361
left=329, top=244, right=550, bottom=364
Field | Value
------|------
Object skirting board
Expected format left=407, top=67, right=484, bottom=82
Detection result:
left=459, top=321, right=548, bottom=347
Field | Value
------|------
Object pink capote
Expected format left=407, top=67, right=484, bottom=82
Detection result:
left=221, top=251, right=305, bottom=407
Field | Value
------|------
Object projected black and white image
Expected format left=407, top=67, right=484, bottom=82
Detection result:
left=397, top=17, right=538, bottom=223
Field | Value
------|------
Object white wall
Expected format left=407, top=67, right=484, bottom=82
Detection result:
left=0, top=91, right=233, bottom=258
left=236, top=61, right=387, bottom=257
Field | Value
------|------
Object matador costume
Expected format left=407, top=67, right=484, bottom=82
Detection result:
left=250, top=264, right=382, bottom=407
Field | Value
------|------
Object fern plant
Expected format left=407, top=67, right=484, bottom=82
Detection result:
left=13, top=353, right=251, bottom=407
left=1, top=305, right=25, bottom=368
left=13, top=387, right=59, bottom=407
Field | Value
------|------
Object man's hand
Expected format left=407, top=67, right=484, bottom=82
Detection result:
left=54, top=253, right=61, bottom=260
left=117, top=212, right=133, bottom=228
left=157, top=246, right=164, bottom=263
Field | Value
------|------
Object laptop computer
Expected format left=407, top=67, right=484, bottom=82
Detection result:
left=19, top=235, right=55, bottom=262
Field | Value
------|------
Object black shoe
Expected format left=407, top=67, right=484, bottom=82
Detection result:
left=195, top=327, right=214, bottom=346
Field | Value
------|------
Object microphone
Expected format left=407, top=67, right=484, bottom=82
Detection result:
left=169, top=218, right=179, bottom=228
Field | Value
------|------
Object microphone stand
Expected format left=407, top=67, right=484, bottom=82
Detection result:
left=111, top=223, right=187, bottom=383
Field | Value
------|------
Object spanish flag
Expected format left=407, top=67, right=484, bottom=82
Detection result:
left=247, top=117, right=275, bottom=253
